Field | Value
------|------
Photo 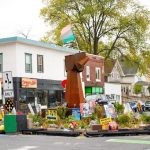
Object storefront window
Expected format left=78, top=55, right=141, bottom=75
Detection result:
left=48, top=90, right=64, bottom=108
left=36, top=90, right=47, bottom=105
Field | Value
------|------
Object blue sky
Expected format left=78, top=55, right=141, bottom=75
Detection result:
left=0, top=0, right=149, bottom=41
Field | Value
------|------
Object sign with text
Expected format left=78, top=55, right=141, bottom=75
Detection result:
left=22, top=78, right=37, bottom=88
left=100, top=118, right=112, bottom=125
left=3, top=90, right=14, bottom=98
left=46, top=109, right=58, bottom=121
left=3, top=71, right=13, bottom=90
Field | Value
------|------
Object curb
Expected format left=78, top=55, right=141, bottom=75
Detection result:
left=85, top=129, right=150, bottom=137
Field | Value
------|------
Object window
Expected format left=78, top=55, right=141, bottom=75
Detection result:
left=95, top=67, right=101, bottom=81
left=86, top=66, right=90, bottom=81
left=0, top=53, right=3, bottom=72
left=37, top=55, right=44, bottom=73
left=25, top=53, right=32, bottom=73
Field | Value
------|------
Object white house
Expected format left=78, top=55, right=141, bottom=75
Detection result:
left=0, top=36, right=80, bottom=112
left=105, top=58, right=150, bottom=103
left=104, top=59, right=123, bottom=103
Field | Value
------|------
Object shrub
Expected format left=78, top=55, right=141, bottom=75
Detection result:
left=114, top=102, right=124, bottom=114
left=116, top=114, right=131, bottom=127
left=56, top=106, right=68, bottom=119
left=32, top=114, right=46, bottom=126
left=141, top=113, right=150, bottom=124
left=95, top=104, right=105, bottom=119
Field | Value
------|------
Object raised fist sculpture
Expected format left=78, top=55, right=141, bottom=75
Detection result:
left=65, top=52, right=89, bottom=108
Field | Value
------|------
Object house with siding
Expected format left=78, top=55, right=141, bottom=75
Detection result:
left=105, top=58, right=150, bottom=103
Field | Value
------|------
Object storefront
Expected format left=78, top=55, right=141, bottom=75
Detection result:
left=13, top=77, right=64, bottom=113
left=85, top=86, right=104, bottom=96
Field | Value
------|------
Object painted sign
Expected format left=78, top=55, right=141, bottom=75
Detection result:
left=72, top=108, right=80, bottom=120
left=22, top=78, right=37, bottom=88
left=87, top=100, right=96, bottom=115
left=80, top=103, right=90, bottom=117
left=46, top=109, right=58, bottom=121
left=100, top=117, right=112, bottom=125
left=104, top=104, right=117, bottom=118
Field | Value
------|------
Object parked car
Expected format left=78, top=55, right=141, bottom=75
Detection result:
left=85, top=94, right=110, bottom=105
left=145, top=100, right=150, bottom=111
left=128, top=101, right=137, bottom=112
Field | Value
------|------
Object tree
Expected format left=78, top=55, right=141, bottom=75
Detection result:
left=134, top=84, right=142, bottom=94
left=40, top=0, right=150, bottom=61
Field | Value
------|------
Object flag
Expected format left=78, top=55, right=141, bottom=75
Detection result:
left=60, top=25, right=75, bottom=43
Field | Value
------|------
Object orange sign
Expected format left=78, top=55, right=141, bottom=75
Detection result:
left=22, top=78, right=37, bottom=88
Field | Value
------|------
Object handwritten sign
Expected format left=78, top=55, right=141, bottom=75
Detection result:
left=46, top=109, right=58, bottom=121
left=100, top=118, right=112, bottom=125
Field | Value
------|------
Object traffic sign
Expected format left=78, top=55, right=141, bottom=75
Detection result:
left=3, top=71, right=13, bottom=90
left=3, top=91, right=14, bottom=98
left=5, top=99, right=14, bottom=113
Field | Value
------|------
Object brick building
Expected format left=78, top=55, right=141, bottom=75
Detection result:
left=82, top=54, right=104, bottom=96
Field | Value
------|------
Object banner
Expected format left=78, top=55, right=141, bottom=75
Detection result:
left=60, top=25, right=75, bottom=43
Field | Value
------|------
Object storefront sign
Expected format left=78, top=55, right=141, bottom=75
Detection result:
left=46, top=109, right=58, bottom=121
left=22, top=78, right=37, bottom=88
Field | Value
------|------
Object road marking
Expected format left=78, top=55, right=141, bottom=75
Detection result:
left=107, top=139, right=150, bottom=145
left=10, top=146, right=37, bottom=150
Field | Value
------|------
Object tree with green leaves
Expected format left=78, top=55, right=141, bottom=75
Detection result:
left=40, top=0, right=150, bottom=62
left=134, top=84, right=142, bottom=94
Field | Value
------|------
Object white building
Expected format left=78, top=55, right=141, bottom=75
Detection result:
left=105, top=59, right=150, bottom=103
left=0, top=36, right=79, bottom=112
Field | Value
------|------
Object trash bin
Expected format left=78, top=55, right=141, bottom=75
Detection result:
left=4, top=114, right=27, bottom=133
left=4, top=115, right=17, bottom=133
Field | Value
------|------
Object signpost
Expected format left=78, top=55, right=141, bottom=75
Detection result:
left=2, top=71, right=14, bottom=98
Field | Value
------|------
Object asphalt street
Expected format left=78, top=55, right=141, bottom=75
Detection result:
left=0, top=134, right=150, bottom=150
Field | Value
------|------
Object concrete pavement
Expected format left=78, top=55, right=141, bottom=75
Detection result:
left=0, top=134, right=150, bottom=150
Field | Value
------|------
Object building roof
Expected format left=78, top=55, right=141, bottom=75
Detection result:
left=119, top=59, right=138, bottom=76
left=0, top=36, right=80, bottom=53
left=104, top=59, right=117, bottom=75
